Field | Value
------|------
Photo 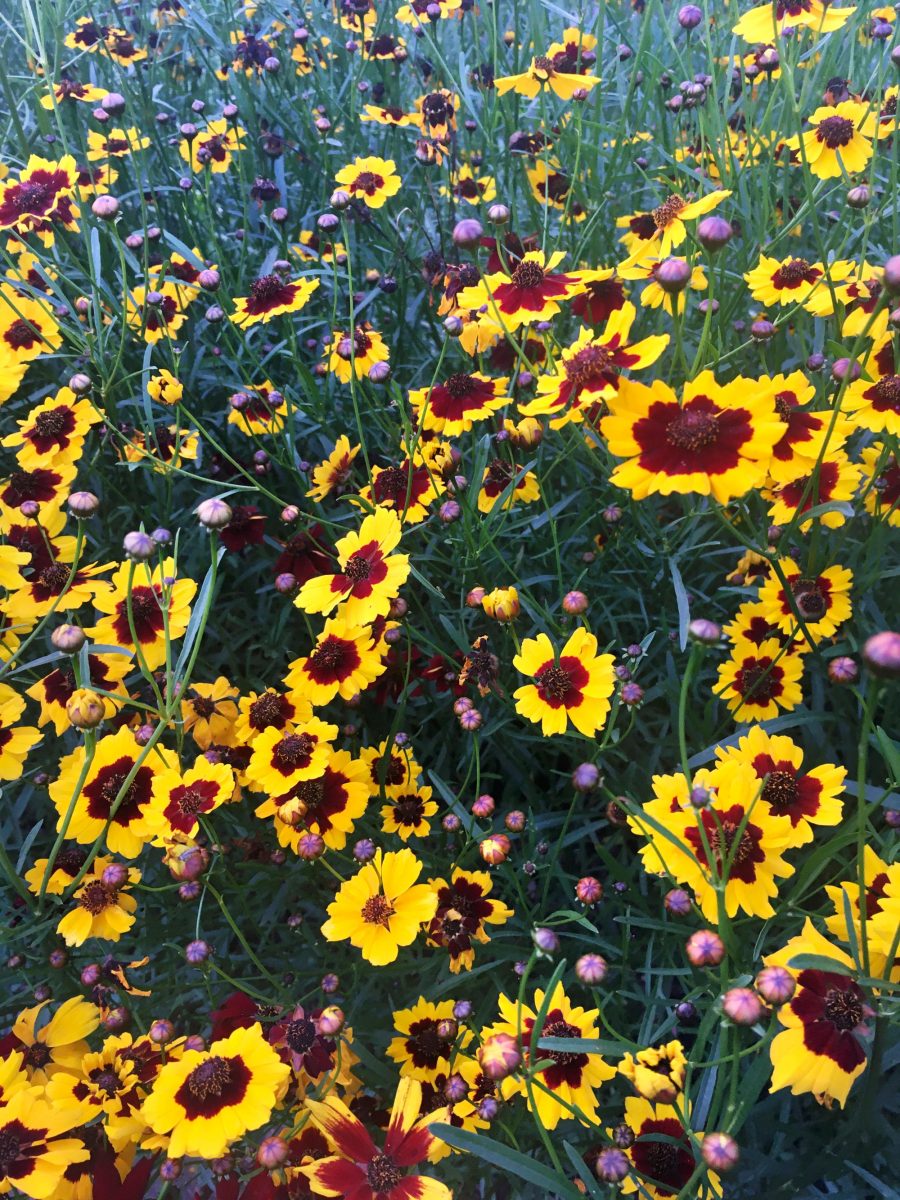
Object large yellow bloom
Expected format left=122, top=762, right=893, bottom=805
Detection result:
left=513, top=627, right=616, bottom=737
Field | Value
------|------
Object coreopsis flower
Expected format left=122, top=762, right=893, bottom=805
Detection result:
left=859, top=445, right=900, bottom=525
left=334, top=156, right=402, bottom=208
left=494, top=54, right=599, bottom=99
left=0, top=461, right=77, bottom=521
left=767, top=371, right=848, bottom=469
left=764, top=921, right=872, bottom=1107
left=0, top=155, right=79, bottom=237
left=321, top=847, right=438, bottom=965
left=49, top=727, right=177, bottom=857
left=85, top=127, right=150, bottom=161
left=829, top=262, right=891, bottom=337
left=601, top=372, right=783, bottom=503
left=617, top=190, right=731, bottom=261
left=360, top=104, right=415, bottom=127
left=763, top=451, right=862, bottom=531
left=409, top=370, right=509, bottom=437
left=513, top=627, right=616, bottom=737
left=388, top=998, right=472, bottom=1082
left=0, top=684, right=41, bottom=781
left=327, top=324, right=389, bottom=384
left=716, top=637, right=805, bottom=721
left=103, top=29, right=148, bottom=65
left=785, top=101, right=874, bottom=178
left=457, top=249, right=584, bottom=331
left=90, top=557, right=197, bottom=669
left=258, top=749, right=372, bottom=852
left=146, top=757, right=235, bottom=838
left=227, top=380, right=288, bottom=436
left=24, top=847, right=88, bottom=897
left=733, top=0, right=855, bottom=41
left=303, top=1077, right=450, bottom=1199
left=630, top=760, right=795, bottom=920
left=3, top=997, right=100, bottom=1084
left=426, top=868, right=512, bottom=972
left=0, top=543, right=28, bottom=591
left=843, top=371, right=900, bottom=437
left=295, top=508, right=410, bottom=625
left=825, top=846, right=900, bottom=979
left=442, top=163, right=495, bottom=206
left=477, top=457, right=540, bottom=513
left=745, top=254, right=853, bottom=307
left=146, top=369, right=182, bottom=406
left=284, top=617, right=385, bottom=705
left=716, top=726, right=845, bottom=848
left=619, top=1041, right=687, bottom=1103
left=231, top=274, right=319, bottom=328
left=619, top=1097, right=715, bottom=1199
left=307, top=436, right=360, bottom=501
left=245, top=717, right=338, bottom=795
left=381, top=784, right=438, bottom=840
left=414, top=89, right=458, bottom=139
left=180, top=677, right=239, bottom=748
left=141, top=1024, right=290, bottom=1158
left=268, top=1005, right=351, bottom=1083
left=124, top=283, right=187, bottom=345
left=362, top=458, right=444, bottom=525
left=44, top=1033, right=145, bottom=1151
left=2, top=554, right=110, bottom=623
left=522, top=305, right=669, bottom=427
left=2, top=389, right=100, bottom=469
left=360, top=738, right=422, bottom=796
left=618, top=256, right=708, bottom=316
left=0, top=1091, right=88, bottom=1199
left=235, top=687, right=313, bottom=745
left=56, top=857, right=141, bottom=946
left=180, top=118, right=246, bottom=172
left=362, top=32, right=407, bottom=60
left=757, top=559, right=852, bottom=641
left=39, top=78, right=105, bottom=108
left=0, top=346, right=26, bottom=404
left=526, top=160, right=577, bottom=213
left=482, top=981, right=615, bottom=1129
left=569, top=268, right=628, bottom=325
left=396, top=0, right=462, bottom=22
left=0, top=286, right=62, bottom=361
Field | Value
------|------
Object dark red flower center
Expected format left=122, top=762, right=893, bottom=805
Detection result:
left=652, top=194, right=686, bottom=229
left=272, top=733, right=315, bottom=771
left=23, top=1043, right=52, bottom=1068
left=285, top=1017, right=317, bottom=1054
left=366, top=1153, right=403, bottom=1193
left=823, top=986, right=863, bottom=1030
left=542, top=1019, right=582, bottom=1066
left=83, top=758, right=153, bottom=825
left=537, top=665, right=574, bottom=701
left=10, top=180, right=54, bottom=214
left=91, top=1068, right=122, bottom=1096
left=817, top=115, right=855, bottom=147
left=446, top=372, right=478, bottom=398
left=344, top=553, right=373, bottom=583
left=295, top=777, right=326, bottom=809
left=871, top=375, right=900, bottom=412
left=79, top=880, right=117, bottom=914
left=761, top=770, right=798, bottom=810
left=5, top=319, right=42, bottom=350
left=734, top=658, right=781, bottom=703
left=408, top=1018, right=444, bottom=1065
left=30, top=407, right=74, bottom=445
left=772, top=258, right=819, bottom=288
left=510, top=260, right=545, bottom=289
left=790, top=577, right=827, bottom=619
left=392, top=794, right=425, bottom=826
left=249, top=691, right=291, bottom=731
left=533, top=55, right=554, bottom=72
left=631, top=1117, right=695, bottom=1194
left=37, top=562, right=70, bottom=594
left=352, top=170, right=385, bottom=195
left=666, top=410, right=718, bottom=451
left=566, top=343, right=614, bottom=387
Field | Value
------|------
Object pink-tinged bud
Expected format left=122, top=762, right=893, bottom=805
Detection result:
left=621, top=682, right=644, bottom=706
left=562, top=590, right=588, bottom=614
left=368, top=361, right=391, bottom=384
left=472, top=793, right=495, bottom=819
left=655, top=257, right=692, bottom=294
left=686, top=929, right=725, bottom=966
left=576, top=953, right=608, bottom=984
left=195, top=497, right=233, bottom=529
left=101, top=863, right=129, bottom=889
left=48, top=948, right=67, bottom=969
left=575, top=876, right=603, bottom=904
left=149, top=1018, right=175, bottom=1044
left=198, top=268, right=220, bottom=290
left=453, top=218, right=483, bottom=247
left=275, top=572, right=297, bottom=595
left=479, top=834, right=510, bottom=864
left=755, top=965, right=796, bottom=1005
left=488, top=203, right=510, bottom=224
left=466, top=587, right=486, bottom=607
left=750, top=318, right=776, bottom=340
left=442, top=813, right=461, bottom=832
left=91, top=194, right=119, bottom=219
left=436, top=1018, right=458, bottom=1041
left=67, top=491, right=100, bottom=519
left=665, top=888, right=692, bottom=916
left=51, top=624, right=86, bottom=654
left=453, top=697, right=473, bottom=715
left=828, top=655, right=858, bottom=684
left=533, top=927, right=559, bottom=955
left=863, top=631, right=900, bottom=677
left=317, top=1005, right=345, bottom=1035
left=697, top=215, right=732, bottom=249
left=123, top=530, right=156, bottom=561
left=185, top=939, right=210, bottom=964
left=688, top=618, right=721, bottom=644
left=257, top=1137, right=289, bottom=1169
left=595, top=1149, right=629, bottom=1183
left=482, top=586, right=519, bottom=622
left=722, top=986, right=765, bottom=1025
left=102, top=1005, right=129, bottom=1031
left=439, top=500, right=461, bottom=523
left=505, top=810, right=526, bottom=832
left=847, top=185, right=870, bottom=209
left=322, top=973, right=340, bottom=993
left=883, top=255, right=900, bottom=294
left=678, top=3, right=703, bottom=27
left=444, top=1073, right=468, bottom=1103
left=690, top=785, right=711, bottom=808
left=702, top=1132, right=740, bottom=1171
left=297, top=832, right=325, bottom=860
left=572, top=762, right=601, bottom=792
left=831, top=356, right=861, bottom=383
left=478, top=1032, right=521, bottom=1080
left=330, top=189, right=351, bottom=209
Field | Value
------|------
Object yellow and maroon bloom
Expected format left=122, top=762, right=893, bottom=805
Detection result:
left=44, top=1032, right=144, bottom=1152
left=91, top=557, right=197, bottom=670
left=2, top=554, right=109, bottom=622
left=0, top=155, right=79, bottom=237
left=716, top=637, right=804, bottom=722
left=40, top=78, right=105, bottom=109
left=620, top=1097, right=715, bottom=1200
left=786, top=101, right=874, bottom=178
left=494, top=55, right=599, bottom=99
left=513, top=627, right=616, bottom=737
left=602, top=372, right=783, bottom=503
left=825, top=848, right=900, bottom=978
left=23, top=847, right=88, bottom=897
left=745, top=255, right=853, bottom=307
left=457, top=249, right=584, bottom=331
left=441, top=163, right=496, bottom=206
left=181, top=677, right=239, bottom=749
left=0, top=1091, right=88, bottom=1199
left=56, top=856, right=141, bottom=947
left=425, top=867, right=513, bottom=972
left=226, top=379, right=288, bottom=436
left=0, top=684, right=41, bottom=781
left=523, top=305, right=668, bottom=428
left=360, top=738, right=422, bottom=797
left=763, top=451, right=862, bottom=531
left=285, top=616, right=385, bottom=705
left=4, top=997, right=100, bottom=1084
left=859, top=444, right=900, bottom=526
left=0, top=287, right=62, bottom=361
left=757, top=559, right=853, bottom=641
left=765, top=922, right=872, bottom=1107
left=381, top=784, right=438, bottom=841
left=477, top=457, right=540, bottom=513
left=147, top=757, right=235, bottom=838
left=85, top=127, right=150, bottom=161
left=124, top=283, right=187, bottom=345
left=334, top=156, right=402, bottom=208
left=619, top=1041, right=686, bottom=1103
left=482, top=981, right=615, bottom=1129
left=843, top=371, right=900, bottom=437
left=617, top=189, right=730, bottom=261
left=180, top=118, right=246, bottom=173
left=327, top=323, right=389, bottom=384
left=766, top=371, right=847, bottom=469
left=388, top=998, right=471, bottom=1082
left=235, top=687, right=313, bottom=746
left=49, top=726, right=177, bottom=858
left=64, top=16, right=108, bottom=50
left=414, top=89, right=458, bottom=139
left=361, top=32, right=407, bottom=60
left=733, top=0, right=855, bottom=41
left=0, top=461, right=76, bottom=526
left=409, top=370, right=509, bottom=437
left=570, top=268, right=628, bottom=326
left=231, top=274, right=319, bottom=328
left=307, top=436, right=360, bottom=501
left=2, top=389, right=100, bottom=470
left=303, top=1077, right=451, bottom=1200
left=717, top=727, right=845, bottom=849
left=260, top=748, right=371, bottom=852
left=268, top=1005, right=340, bottom=1080
left=296, top=508, right=410, bottom=625
left=102, top=28, right=148, bottom=66
left=362, top=458, right=443, bottom=525
left=141, top=1024, right=290, bottom=1159
left=360, top=104, right=415, bottom=126
left=321, top=848, right=437, bottom=966
left=245, top=717, right=338, bottom=795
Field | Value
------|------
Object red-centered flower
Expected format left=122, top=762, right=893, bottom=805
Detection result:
left=0, top=156, right=79, bottom=234
left=231, top=274, right=319, bottom=328
left=570, top=270, right=628, bottom=325
left=303, top=1077, right=451, bottom=1200
left=409, top=371, right=509, bottom=437
left=269, top=1005, right=336, bottom=1078
left=456, top=249, right=584, bottom=331
left=0, top=463, right=75, bottom=514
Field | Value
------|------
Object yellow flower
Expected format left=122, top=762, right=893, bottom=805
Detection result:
left=307, top=435, right=360, bottom=501
left=90, top=556, right=197, bottom=669
left=617, top=190, right=730, bottom=262
left=284, top=617, right=385, bottom=706
left=7, top=996, right=100, bottom=1085
left=387, top=997, right=473, bottom=1081
left=245, top=717, right=338, bottom=795
left=334, top=156, right=402, bottom=208
left=147, top=368, right=183, bottom=405
left=56, top=857, right=141, bottom=946
left=513, top=627, right=615, bottom=737
left=785, top=101, right=874, bottom=178
left=85, top=127, right=150, bottom=160
left=321, top=847, right=438, bottom=965
left=494, top=55, right=599, bottom=100
left=231, top=274, right=319, bottom=328
left=734, top=0, right=855, bottom=41
left=620, top=1040, right=687, bottom=1102
left=0, top=1091, right=89, bottom=1198
left=715, top=637, right=805, bottom=721
left=381, top=783, right=437, bottom=840
left=179, top=118, right=246, bottom=172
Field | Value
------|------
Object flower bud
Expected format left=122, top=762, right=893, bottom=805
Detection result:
left=576, top=953, right=608, bottom=984
left=688, top=618, right=721, bottom=644
left=317, top=1005, right=345, bottom=1036
left=258, top=1137, right=290, bottom=1169
left=195, top=498, right=233, bottom=529
left=755, top=965, right=796, bottom=1005
left=478, top=1033, right=521, bottom=1080
left=51, top=624, right=86, bottom=654
left=482, top=586, right=519, bottom=622
left=883, top=255, right=900, bottom=294
left=702, top=1132, right=740, bottom=1171
left=575, top=876, right=603, bottom=904
left=91, top=195, right=119, bottom=220
left=722, top=986, right=765, bottom=1025
left=453, top=218, right=483, bottom=247
left=123, top=530, right=156, bottom=561
left=678, top=3, right=703, bottom=27
left=66, top=688, right=105, bottom=730
left=488, top=203, right=510, bottom=224
left=479, top=834, right=510, bottom=864
left=572, top=762, right=600, bottom=792
left=863, top=631, right=900, bottom=677
left=533, top=927, right=559, bottom=955
left=685, top=929, right=725, bottom=966
left=655, top=257, right=692, bottom=294
left=847, top=185, right=870, bottom=209
left=828, top=656, right=858, bottom=684
left=67, top=491, right=100, bottom=519
left=595, top=1149, right=629, bottom=1183
left=664, top=888, right=692, bottom=916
